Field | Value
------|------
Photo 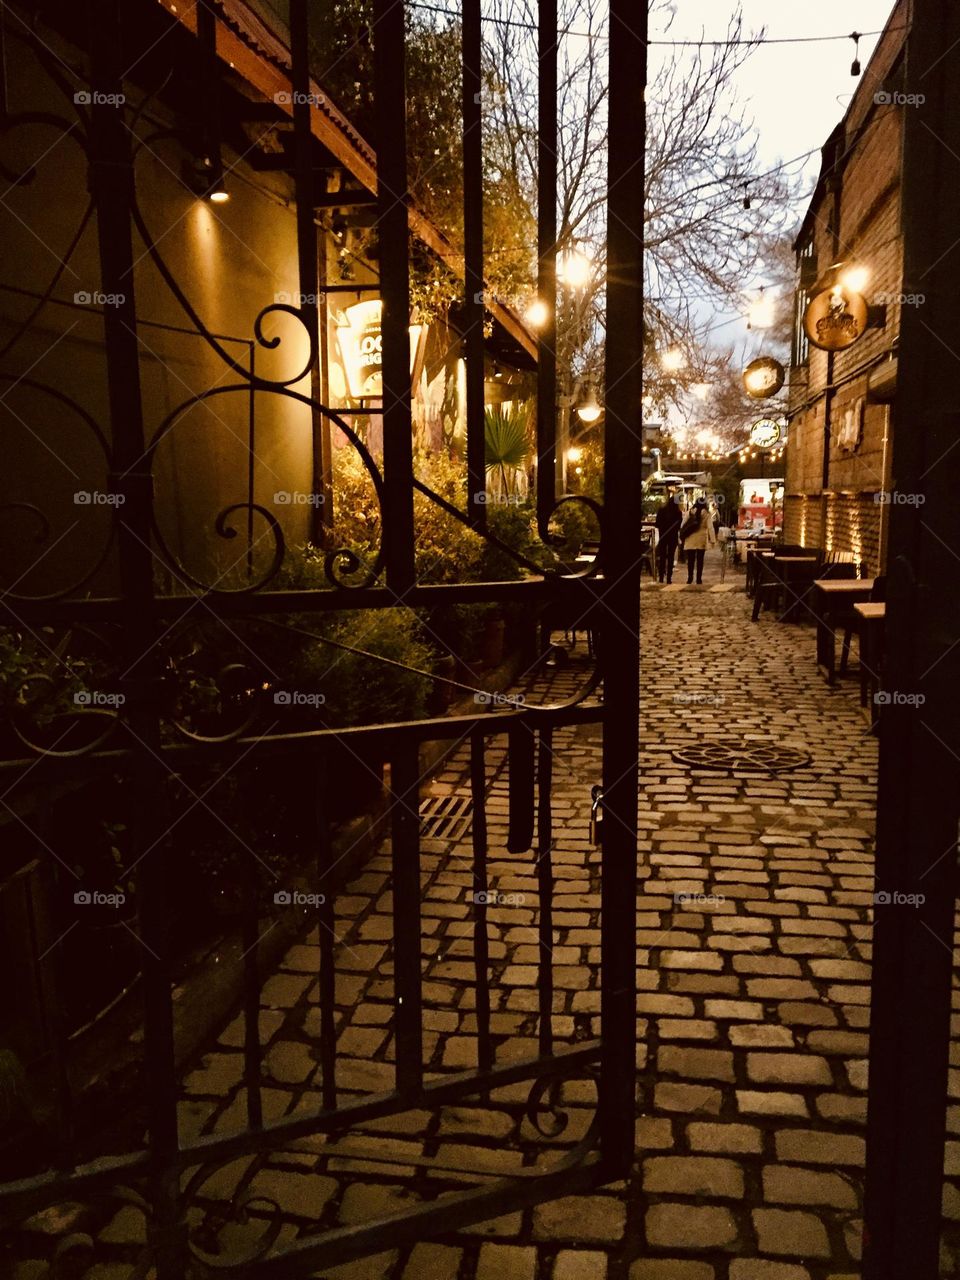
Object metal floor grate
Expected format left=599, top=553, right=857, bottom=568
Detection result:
left=419, top=793, right=474, bottom=840
left=672, top=742, right=812, bottom=773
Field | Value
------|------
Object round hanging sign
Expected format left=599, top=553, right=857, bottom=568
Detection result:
left=803, top=285, right=868, bottom=352
left=749, top=418, right=783, bottom=449
left=742, top=356, right=785, bottom=399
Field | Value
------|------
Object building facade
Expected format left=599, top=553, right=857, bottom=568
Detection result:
left=784, top=0, right=908, bottom=575
left=0, top=0, right=535, bottom=597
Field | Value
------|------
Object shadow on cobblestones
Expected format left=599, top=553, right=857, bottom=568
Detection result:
left=162, top=559, right=891, bottom=1280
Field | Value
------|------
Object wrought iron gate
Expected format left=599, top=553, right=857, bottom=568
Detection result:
left=0, top=0, right=644, bottom=1273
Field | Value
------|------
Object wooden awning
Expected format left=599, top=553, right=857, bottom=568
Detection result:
left=157, top=0, right=537, bottom=361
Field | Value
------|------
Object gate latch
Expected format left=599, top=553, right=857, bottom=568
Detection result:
left=589, top=785, right=604, bottom=846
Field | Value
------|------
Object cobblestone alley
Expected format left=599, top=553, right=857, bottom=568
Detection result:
left=155, top=563, right=922, bottom=1280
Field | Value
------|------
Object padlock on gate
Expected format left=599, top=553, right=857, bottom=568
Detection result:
left=589, top=784, right=604, bottom=845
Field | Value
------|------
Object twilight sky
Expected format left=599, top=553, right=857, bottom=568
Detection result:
left=647, top=0, right=898, bottom=364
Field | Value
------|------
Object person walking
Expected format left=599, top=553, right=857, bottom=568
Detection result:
left=654, top=492, right=683, bottom=583
left=679, top=497, right=716, bottom=584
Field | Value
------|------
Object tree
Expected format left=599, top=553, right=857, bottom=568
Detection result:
left=483, top=1, right=798, bottom=406
left=309, top=1, right=536, bottom=324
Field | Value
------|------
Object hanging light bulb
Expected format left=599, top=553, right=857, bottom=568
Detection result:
left=747, top=288, right=775, bottom=330
left=576, top=385, right=602, bottom=423
left=557, top=245, right=592, bottom=289
left=661, top=347, right=685, bottom=372
left=850, top=32, right=862, bottom=77
left=525, top=298, right=549, bottom=328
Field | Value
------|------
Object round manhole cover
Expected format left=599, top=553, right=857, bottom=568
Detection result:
left=671, top=742, right=811, bottom=773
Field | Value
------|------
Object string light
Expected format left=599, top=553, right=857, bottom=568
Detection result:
left=406, top=5, right=901, bottom=48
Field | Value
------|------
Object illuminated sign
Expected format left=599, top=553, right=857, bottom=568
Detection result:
left=337, top=300, right=423, bottom=399
left=742, top=356, right=785, bottom=399
left=803, top=284, right=868, bottom=352
left=749, top=418, right=783, bottom=449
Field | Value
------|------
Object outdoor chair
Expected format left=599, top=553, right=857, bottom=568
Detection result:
left=638, top=530, right=657, bottom=579
left=840, top=575, right=886, bottom=675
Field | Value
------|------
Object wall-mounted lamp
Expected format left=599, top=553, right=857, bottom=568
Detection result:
left=207, top=177, right=230, bottom=204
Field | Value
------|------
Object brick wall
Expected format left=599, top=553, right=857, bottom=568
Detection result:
left=783, top=4, right=905, bottom=576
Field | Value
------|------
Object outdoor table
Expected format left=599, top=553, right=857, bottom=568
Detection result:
left=811, top=578, right=877, bottom=683
left=745, top=548, right=775, bottom=597
left=751, top=556, right=820, bottom=623
left=854, top=601, right=886, bottom=708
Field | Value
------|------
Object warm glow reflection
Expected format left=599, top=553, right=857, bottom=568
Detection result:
left=525, top=298, right=549, bottom=327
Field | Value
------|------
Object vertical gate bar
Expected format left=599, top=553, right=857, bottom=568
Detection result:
left=241, top=774, right=264, bottom=1130
left=87, top=0, right=182, bottom=1272
left=535, top=0, right=558, bottom=535
left=862, top=2, right=960, bottom=1274
left=535, top=727, right=554, bottom=1056
left=373, top=0, right=416, bottom=592
left=469, top=732, right=493, bottom=1073
left=247, top=344, right=255, bottom=579
left=390, top=743, right=423, bottom=1095
left=316, top=224, right=335, bottom=531
left=0, top=1, right=7, bottom=116
left=50, top=874, right=77, bottom=1169
left=315, top=746, right=338, bottom=1110
left=289, top=0, right=331, bottom=542
left=461, top=0, right=486, bottom=528
left=507, top=722, right=535, bottom=852
left=599, top=0, right=645, bottom=1178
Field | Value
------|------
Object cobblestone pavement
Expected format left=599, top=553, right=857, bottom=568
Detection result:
left=89, top=558, right=959, bottom=1277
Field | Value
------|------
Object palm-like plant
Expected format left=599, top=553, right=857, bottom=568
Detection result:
left=484, top=404, right=531, bottom=497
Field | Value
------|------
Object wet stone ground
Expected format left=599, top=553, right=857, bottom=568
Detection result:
left=31, top=558, right=960, bottom=1278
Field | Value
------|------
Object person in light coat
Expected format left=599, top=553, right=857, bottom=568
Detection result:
left=679, top=498, right=717, bottom=584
